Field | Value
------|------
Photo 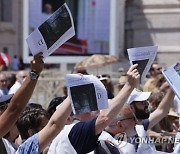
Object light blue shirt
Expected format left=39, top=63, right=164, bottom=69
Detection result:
left=15, top=133, right=39, bottom=154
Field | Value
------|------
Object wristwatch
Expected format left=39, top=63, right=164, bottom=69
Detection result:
left=29, top=71, right=39, bottom=80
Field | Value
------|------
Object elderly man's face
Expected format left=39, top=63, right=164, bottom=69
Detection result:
left=0, top=74, right=8, bottom=89
left=117, top=107, right=137, bottom=133
left=120, top=116, right=136, bottom=131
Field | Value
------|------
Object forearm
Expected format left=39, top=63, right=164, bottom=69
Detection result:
left=158, top=88, right=175, bottom=115
left=39, top=97, right=72, bottom=152
left=95, top=83, right=134, bottom=134
left=0, top=76, right=38, bottom=137
left=105, top=83, right=134, bottom=118
left=149, top=88, right=175, bottom=129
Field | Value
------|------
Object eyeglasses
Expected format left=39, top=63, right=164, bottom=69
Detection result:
left=119, top=117, right=135, bottom=121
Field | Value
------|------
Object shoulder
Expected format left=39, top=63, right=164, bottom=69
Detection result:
left=68, top=118, right=100, bottom=153
left=69, top=118, right=97, bottom=135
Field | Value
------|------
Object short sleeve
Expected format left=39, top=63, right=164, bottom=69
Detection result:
left=15, top=133, right=39, bottom=154
left=68, top=118, right=100, bottom=154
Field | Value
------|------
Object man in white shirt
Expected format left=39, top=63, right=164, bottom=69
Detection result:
left=99, top=87, right=175, bottom=153
left=8, top=70, right=28, bottom=94
left=0, top=73, right=9, bottom=95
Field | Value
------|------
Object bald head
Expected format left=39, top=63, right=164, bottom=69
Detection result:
left=108, top=105, right=134, bottom=127
left=16, top=71, right=28, bottom=84
left=121, top=105, right=134, bottom=118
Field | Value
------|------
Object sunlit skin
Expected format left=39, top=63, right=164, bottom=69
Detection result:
left=151, top=64, right=162, bottom=77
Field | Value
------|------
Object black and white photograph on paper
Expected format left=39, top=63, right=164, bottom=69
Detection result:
left=70, top=84, right=98, bottom=114
left=127, top=46, right=158, bottom=83
left=38, top=4, right=72, bottom=49
left=26, top=3, right=75, bottom=59
left=66, top=74, right=108, bottom=115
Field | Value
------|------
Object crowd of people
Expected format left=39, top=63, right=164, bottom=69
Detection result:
left=0, top=48, right=25, bottom=72
left=0, top=52, right=180, bottom=154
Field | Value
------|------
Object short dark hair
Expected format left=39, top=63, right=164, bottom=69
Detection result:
left=17, top=108, right=50, bottom=140
left=47, top=96, right=66, bottom=116
left=27, top=103, right=43, bottom=110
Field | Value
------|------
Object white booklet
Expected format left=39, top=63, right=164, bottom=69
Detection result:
left=127, top=46, right=158, bottom=83
left=66, top=74, right=108, bottom=115
left=26, top=3, right=75, bottom=59
left=162, top=63, right=180, bottom=100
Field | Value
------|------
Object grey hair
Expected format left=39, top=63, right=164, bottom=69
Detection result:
left=107, top=104, right=133, bottom=128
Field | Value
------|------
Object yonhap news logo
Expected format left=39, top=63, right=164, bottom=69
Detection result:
left=113, top=135, right=180, bottom=147
left=113, top=133, right=128, bottom=147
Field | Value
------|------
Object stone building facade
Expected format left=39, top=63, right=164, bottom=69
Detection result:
left=0, top=0, right=23, bottom=58
left=124, top=0, right=180, bottom=67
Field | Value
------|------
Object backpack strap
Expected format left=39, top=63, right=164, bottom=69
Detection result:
left=99, top=140, right=112, bottom=154
left=0, top=138, right=7, bottom=154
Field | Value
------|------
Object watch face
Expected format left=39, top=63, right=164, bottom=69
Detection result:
left=30, top=72, right=39, bottom=80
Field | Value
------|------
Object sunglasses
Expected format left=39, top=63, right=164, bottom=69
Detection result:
left=0, top=80, right=7, bottom=83
left=133, top=100, right=149, bottom=105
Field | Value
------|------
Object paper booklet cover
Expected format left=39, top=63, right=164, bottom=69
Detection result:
left=26, top=3, right=75, bottom=59
left=162, top=63, right=180, bottom=100
left=127, top=46, right=158, bottom=83
left=66, top=74, right=108, bottom=115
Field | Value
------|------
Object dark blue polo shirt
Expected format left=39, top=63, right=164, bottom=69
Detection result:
left=68, top=118, right=101, bottom=154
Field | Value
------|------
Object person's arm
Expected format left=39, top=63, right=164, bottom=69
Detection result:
left=95, top=64, right=140, bottom=135
left=0, top=53, right=44, bottom=137
left=148, top=87, right=175, bottom=129
left=38, top=97, right=72, bottom=153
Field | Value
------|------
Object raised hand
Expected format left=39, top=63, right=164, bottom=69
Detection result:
left=126, top=64, right=140, bottom=88
left=30, top=53, right=44, bottom=75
